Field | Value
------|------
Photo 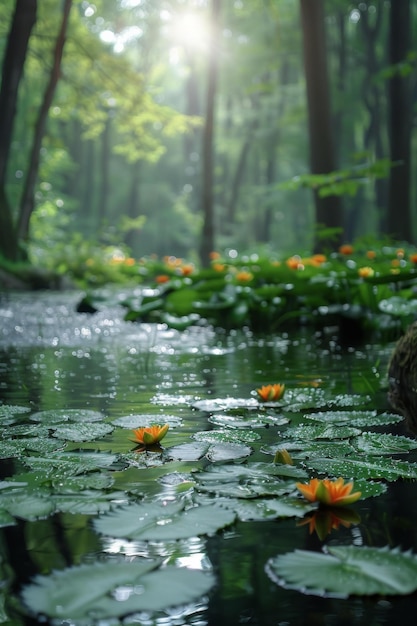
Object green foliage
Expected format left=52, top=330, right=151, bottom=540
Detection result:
left=22, top=560, right=215, bottom=619
left=267, top=546, right=417, bottom=597
left=78, top=241, right=417, bottom=336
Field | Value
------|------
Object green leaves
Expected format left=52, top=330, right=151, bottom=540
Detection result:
left=94, top=501, right=236, bottom=541
left=22, top=560, right=214, bottom=619
left=266, top=546, right=417, bottom=597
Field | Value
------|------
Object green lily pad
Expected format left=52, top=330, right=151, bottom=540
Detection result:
left=164, top=441, right=252, bottom=462
left=304, top=410, right=402, bottom=427
left=21, top=560, right=215, bottom=619
left=266, top=546, right=417, bottom=597
left=352, top=432, right=417, bottom=455
left=283, top=424, right=361, bottom=440
left=94, top=500, right=236, bottom=540
left=52, top=422, right=114, bottom=442
left=192, top=398, right=259, bottom=412
left=193, top=428, right=261, bottom=444
left=0, top=404, right=30, bottom=424
left=53, top=490, right=127, bottom=515
left=30, top=409, right=105, bottom=424
left=208, top=412, right=289, bottom=429
left=231, top=496, right=314, bottom=521
left=261, top=440, right=355, bottom=459
left=0, top=493, right=55, bottom=521
left=111, top=414, right=183, bottom=428
left=304, top=455, right=417, bottom=481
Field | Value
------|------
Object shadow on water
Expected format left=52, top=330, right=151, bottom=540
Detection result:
left=1, top=291, right=417, bottom=625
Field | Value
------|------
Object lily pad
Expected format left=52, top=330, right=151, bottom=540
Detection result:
left=261, top=440, right=355, bottom=459
left=282, top=424, right=361, bottom=440
left=304, top=410, right=402, bottom=428
left=30, top=409, right=105, bottom=424
left=164, top=441, right=252, bottom=462
left=94, top=500, right=236, bottom=540
left=0, top=404, right=31, bottom=425
left=352, top=432, right=417, bottom=455
left=208, top=412, right=289, bottom=429
left=52, top=422, right=114, bottom=442
left=192, top=398, right=259, bottom=412
left=111, top=414, right=183, bottom=429
left=193, top=428, right=260, bottom=444
left=21, top=560, right=215, bottom=619
left=266, top=545, right=417, bottom=597
left=304, top=456, right=417, bottom=481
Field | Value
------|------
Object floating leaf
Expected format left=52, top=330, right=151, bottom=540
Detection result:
left=0, top=404, right=30, bottom=425
left=164, top=441, right=252, bottom=462
left=0, top=493, right=55, bottom=521
left=22, top=451, right=119, bottom=477
left=352, top=432, right=417, bottom=455
left=304, top=410, right=402, bottom=427
left=22, top=560, right=215, bottom=619
left=52, top=422, right=114, bottom=442
left=230, top=496, right=314, bottom=521
left=266, top=546, right=417, bottom=597
left=327, top=394, right=372, bottom=408
left=94, top=500, right=235, bottom=540
left=111, top=414, right=183, bottom=429
left=208, top=412, right=289, bottom=429
left=283, top=424, right=361, bottom=440
left=193, top=429, right=260, bottom=444
left=304, top=456, right=417, bottom=481
left=53, top=490, right=127, bottom=515
left=30, top=409, right=105, bottom=424
left=192, top=398, right=259, bottom=412
left=261, top=440, right=355, bottom=459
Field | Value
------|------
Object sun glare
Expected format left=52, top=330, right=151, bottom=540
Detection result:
left=171, top=12, right=209, bottom=51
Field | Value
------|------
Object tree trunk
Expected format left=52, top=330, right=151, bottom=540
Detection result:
left=299, top=0, right=343, bottom=250
left=387, top=0, right=412, bottom=241
left=17, top=0, right=72, bottom=244
left=0, top=0, right=37, bottom=261
left=199, top=0, right=221, bottom=267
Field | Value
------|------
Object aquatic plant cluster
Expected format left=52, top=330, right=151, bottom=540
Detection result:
left=2, top=370, right=417, bottom=623
left=78, top=243, right=417, bottom=336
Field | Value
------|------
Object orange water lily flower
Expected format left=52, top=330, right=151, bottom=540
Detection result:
left=131, top=424, right=169, bottom=446
left=256, top=383, right=285, bottom=402
left=296, top=477, right=361, bottom=507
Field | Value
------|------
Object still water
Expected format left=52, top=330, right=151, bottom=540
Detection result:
left=1, top=290, right=417, bottom=625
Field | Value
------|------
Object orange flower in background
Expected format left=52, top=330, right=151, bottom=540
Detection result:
left=409, top=254, right=417, bottom=264
left=366, top=250, right=376, bottom=260
left=339, top=244, right=354, bottom=255
left=256, top=383, right=285, bottom=402
left=212, top=263, right=226, bottom=272
left=358, top=266, right=374, bottom=278
left=286, top=256, right=303, bottom=270
left=309, top=254, right=327, bottom=267
left=298, top=507, right=361, bottom=541
left=124, top=257, right=135, bottom=267
left=235, top=271, right=253, bottom=282
left=296, top=477, right=361, bottom=507
left=209, top=251, right=221, bottom=260
left=396, top=248, right=405, bottom=258
left=131, top=424, right=169, bottom=446
left=180, top=264, right=194, bottom=276
left=156, top=274, right=170, bottom=284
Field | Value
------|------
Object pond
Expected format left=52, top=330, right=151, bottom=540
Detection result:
left=1, top=290, right=417, bottom=625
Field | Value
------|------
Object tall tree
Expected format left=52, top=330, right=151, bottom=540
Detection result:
left=17, top=0, right=72, bottom=245
left=299, top=0, right=343, bottom=249
left=386, top=0, right=412, bottom=241
left=0, top=0, right=37, bottom=260
left=199, top=0, right=221, bottom=266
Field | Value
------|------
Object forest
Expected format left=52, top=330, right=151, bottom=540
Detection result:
left=0, top=0, right=415, bottom=286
